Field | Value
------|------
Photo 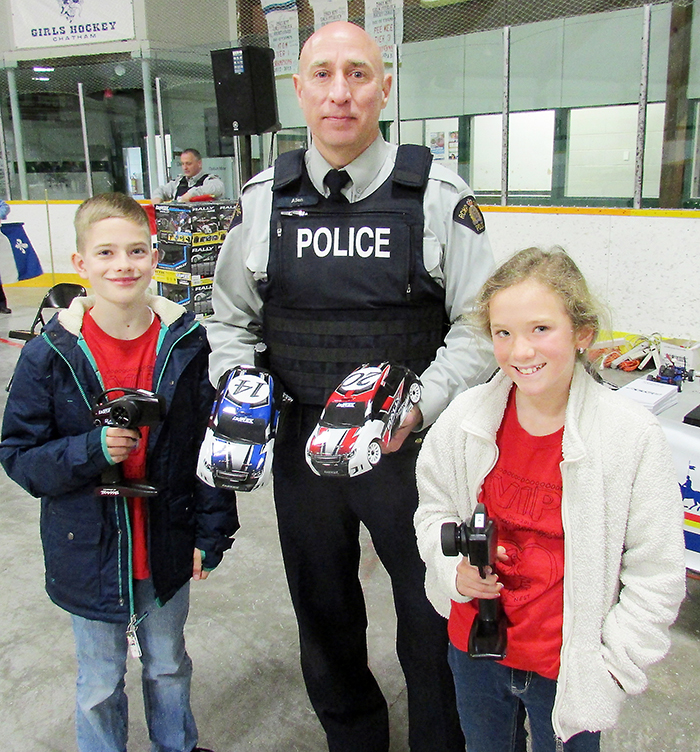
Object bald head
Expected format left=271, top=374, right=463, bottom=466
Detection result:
left=293, top=22, right=392, bottom=168
left=299, top=22, right=385, bottom=77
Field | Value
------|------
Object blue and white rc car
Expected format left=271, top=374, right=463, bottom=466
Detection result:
left=197, top=365, right=282, bottom=491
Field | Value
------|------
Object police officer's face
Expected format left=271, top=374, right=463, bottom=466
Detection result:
left=293, top=22, right=392, bottom=168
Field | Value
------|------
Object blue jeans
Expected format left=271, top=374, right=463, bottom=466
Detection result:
left=448, top=643, right=601, bottom=752
left=71, top=580, right=197, bottom=752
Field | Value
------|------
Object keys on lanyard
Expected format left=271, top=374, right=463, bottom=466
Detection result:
left=126, top=614, right=142, bottom=659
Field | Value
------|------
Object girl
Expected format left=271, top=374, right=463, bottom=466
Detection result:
left=414, top=247, right=686, bottom=751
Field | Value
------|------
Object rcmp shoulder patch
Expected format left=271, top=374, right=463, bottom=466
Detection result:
left=228, top=199, right=243, bottom=230
left=453, top=196, right=486, bottom=234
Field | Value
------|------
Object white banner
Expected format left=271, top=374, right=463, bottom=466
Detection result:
left=10, top=0, right=135, bottom=50
left=261, top=0, right=300, bottom=77
left=310, top=0, right=348, bottom=30
left=365, top=0, right=403, bottom=63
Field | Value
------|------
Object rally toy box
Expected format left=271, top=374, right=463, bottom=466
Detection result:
left=155, top=201, right=236, bottom=245
left=157, top=279, right=214, bottom=317
left=158, top=241, right=220, bottom=279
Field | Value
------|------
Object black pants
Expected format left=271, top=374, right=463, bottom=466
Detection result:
left=273, top=404, right=464, bottom=752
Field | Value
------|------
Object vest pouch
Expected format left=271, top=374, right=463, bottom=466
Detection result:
left=263, top=301, right=446, bottom=405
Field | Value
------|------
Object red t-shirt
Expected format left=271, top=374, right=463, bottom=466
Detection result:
left=82, top=309, right=161, bottom=580
left=448, top=389, right=566, bottom=679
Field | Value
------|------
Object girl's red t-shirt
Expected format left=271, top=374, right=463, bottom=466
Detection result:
left=448, top=388, right=566, bottom=679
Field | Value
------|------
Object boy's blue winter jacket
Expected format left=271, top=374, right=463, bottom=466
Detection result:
left=0, top=294, right=238, bottom=623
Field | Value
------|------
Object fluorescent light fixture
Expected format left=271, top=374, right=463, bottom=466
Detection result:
left=419, top=0, right=474, bottom=6
left=33, top=66, right=55, bottom=72
left=32, top=76, right=50, bottom=81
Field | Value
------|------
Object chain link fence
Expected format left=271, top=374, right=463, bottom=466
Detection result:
left=0, top=0, right=696, bottom=203
left=236, top=0, right=688, bottom=46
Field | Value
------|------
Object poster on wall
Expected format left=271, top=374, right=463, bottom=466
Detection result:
left=430, top=132, right=445, bottom=160
left=365, top=0, right=403, bottom=63
left=310, top=0, right=348, bottom=30
left=426, top=118, right=459, bottom=174
left=261, top=0, right=300, bottom=77
left=448, top=130, right=459, bottom=160
left=10, top=0, right=135, bottom=50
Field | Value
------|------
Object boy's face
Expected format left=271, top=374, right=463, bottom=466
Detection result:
left=72, top=217, right=157, bottom=308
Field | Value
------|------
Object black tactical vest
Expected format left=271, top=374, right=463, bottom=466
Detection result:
left=261, top=145, right=447, bottom=405
left=175, top=173, right=209, bottom=198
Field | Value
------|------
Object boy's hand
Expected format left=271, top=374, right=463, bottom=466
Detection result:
left=105, top=427, right=140, bottom=464
left=455, top=546, right=508, bottom=599
left=192, top=549, right=209, bottom=581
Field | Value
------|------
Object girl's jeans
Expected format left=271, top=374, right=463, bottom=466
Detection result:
left=448, top=642, right=601, bottom=752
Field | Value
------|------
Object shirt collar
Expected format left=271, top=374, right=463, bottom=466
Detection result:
left=306, top=136, right=392, bottom=201
left=184, top=169, right=205, bottom=184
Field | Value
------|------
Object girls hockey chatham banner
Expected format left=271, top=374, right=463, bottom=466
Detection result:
left=10, top=0, right=135, bottom=50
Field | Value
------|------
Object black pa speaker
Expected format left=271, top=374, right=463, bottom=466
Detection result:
left=211, top=47, right=281, bottom=137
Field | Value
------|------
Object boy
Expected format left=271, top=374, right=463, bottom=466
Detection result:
left=0, top=193, right=238, bottom=752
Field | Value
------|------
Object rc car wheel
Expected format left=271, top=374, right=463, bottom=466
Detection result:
left=367, top=440, right=382, bottom=466
left=408, top=381, right=422, bottom=404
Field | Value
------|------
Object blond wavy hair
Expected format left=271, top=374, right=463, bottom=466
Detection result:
left=474, top=247, right=601, bottom=356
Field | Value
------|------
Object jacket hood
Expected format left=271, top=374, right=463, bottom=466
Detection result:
left=57, top=291, right=190, bottom=337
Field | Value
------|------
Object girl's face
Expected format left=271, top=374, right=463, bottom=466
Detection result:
left=488, top=279, right=593, bottom=409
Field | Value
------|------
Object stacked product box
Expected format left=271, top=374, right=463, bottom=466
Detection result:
left=154, top=201, right=238, bottom=316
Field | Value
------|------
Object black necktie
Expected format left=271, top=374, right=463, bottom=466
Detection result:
left=324, top=169, right=350, bottom=203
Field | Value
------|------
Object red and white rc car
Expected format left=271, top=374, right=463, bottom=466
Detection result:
left=305, top=362, right=422, bottom=478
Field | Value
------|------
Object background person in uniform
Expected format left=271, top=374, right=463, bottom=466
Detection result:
left=208, top=21, right=496, bottom=752
left=151, top=148, right=225, bottom=204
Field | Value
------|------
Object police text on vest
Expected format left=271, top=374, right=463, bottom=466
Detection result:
left=297, top=227, right=391, bottom=258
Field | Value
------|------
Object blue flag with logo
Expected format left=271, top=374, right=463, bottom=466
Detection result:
left=0, top=222, right=43, bottom=280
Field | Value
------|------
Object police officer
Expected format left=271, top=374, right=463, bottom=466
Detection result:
left=208, top=21, right=496, bottom=752
left=151, top=148, right=225, bottom=204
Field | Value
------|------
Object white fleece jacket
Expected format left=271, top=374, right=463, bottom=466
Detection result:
left=414, top=364, right=686, bottom=742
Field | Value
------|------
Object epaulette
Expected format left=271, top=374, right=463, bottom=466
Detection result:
left=393, top=144, right=433, bottom=190
left=272, top=149, right=305, bottom=191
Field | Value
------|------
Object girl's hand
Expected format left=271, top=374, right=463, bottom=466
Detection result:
left=455, top=545, right=508, bottom=599
left=104, top=427, right=140, bottom=464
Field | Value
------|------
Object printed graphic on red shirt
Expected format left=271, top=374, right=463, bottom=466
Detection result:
left=449, top=389, right=566, bottom=679
left=486, top=465, right=565, bottom=609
